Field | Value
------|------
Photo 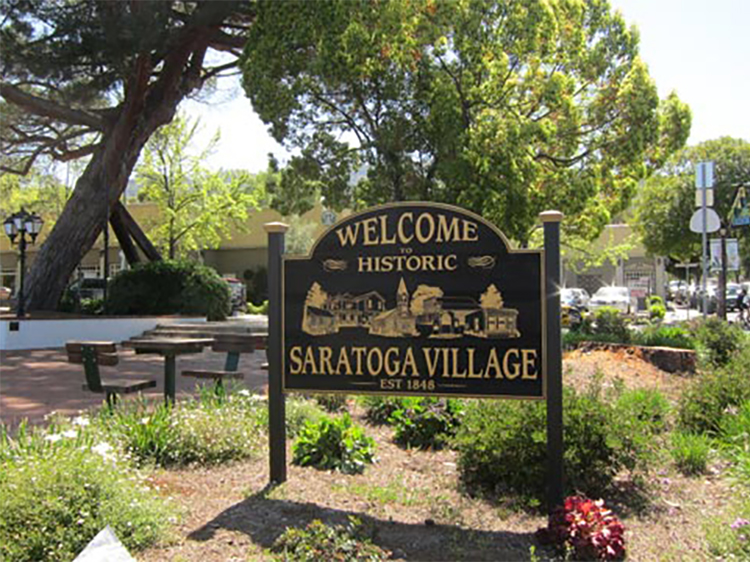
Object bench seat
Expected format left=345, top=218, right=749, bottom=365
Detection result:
left=182, top=369, right=245, bottom=380
left=83, top=379, right=157, bottom=394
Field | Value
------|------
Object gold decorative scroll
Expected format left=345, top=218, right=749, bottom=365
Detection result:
left=468, top=255, right=496, bottom=269
left=322, top=259, right=348, bottom=272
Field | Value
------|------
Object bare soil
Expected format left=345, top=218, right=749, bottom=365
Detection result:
left=139, top=350, right=729, bottom=561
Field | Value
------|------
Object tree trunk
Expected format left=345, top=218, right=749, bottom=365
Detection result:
left=23, top=11, right=227, bottom=311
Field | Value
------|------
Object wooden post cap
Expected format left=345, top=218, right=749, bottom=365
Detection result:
left=539, top=210, right=564, bottom=223
left=263, top=222, right=290, bottom=233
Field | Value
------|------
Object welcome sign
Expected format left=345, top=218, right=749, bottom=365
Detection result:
left=282, top=203, right=545, bottom=398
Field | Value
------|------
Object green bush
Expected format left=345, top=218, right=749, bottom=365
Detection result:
left=285, top=396, right=326, bottom=437
left=577, top=306, right=630, bottom=343
left=292, top=414, right=375, bottom=475
left=649, top=302, right=666, bottom=321
left=316, top=393, right=349, bottom=413
left=96, top=391, right=265, bottom=467
left=678, top=346, right=750, bottom=435
left=691, top=316, right=745, bottom=367
left=107, top=259, right=230, bottom=320
left=358, top=396, right=411, bottom=425
left=272, top=517, right=388, bottom=561
left=718, top=401, right=750, bottom=482
left=454, top=383, right=654, bottom=503
left=390, top=398, right=463, bottom=450
left=243, top=266, right=268, bottom=305
left=614, top=387, right=671, bottom=434
left=0, top=425, right=172, bottom=562
left=634, top=324, right=695, bottom=349
left=670, top=432, right=711, bottom=475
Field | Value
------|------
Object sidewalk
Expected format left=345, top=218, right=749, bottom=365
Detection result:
left=0, top=347, right=268, bottom=428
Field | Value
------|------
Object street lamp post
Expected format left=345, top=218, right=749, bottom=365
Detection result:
left=3, top=209, right=44, bottom=318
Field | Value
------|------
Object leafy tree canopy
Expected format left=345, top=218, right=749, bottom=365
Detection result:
left=135, top=113, right=261, bottom=259
left=633, top=137, right=750, bottom=267
left=241, top=0, right=691, bottom=243
left=0, top=0, right=254, bottom=310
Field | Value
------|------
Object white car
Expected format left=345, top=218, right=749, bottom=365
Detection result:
left=589, top=286, right=635, bottom=314
left=560, top=288, right=590, bottom=310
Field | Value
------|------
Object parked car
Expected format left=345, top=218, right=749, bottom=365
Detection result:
left=726, top=282, right=742, bottom=311
left=224, top=277, right=247, bottom=313
left=0, top=286, right=11, bottom=300
left=561, top=303, right=583, bottom=329
left=67, top=277, right=106, bottom=300
left=561, top=288, right=590, bottom=310
left=589, top=286, right=635, bottom=314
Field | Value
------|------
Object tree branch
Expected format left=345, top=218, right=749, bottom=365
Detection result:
left=0, top=83, right=105, bottom=130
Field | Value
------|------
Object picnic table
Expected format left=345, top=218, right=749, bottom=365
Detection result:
left=122, top=338, right=214, bottom=403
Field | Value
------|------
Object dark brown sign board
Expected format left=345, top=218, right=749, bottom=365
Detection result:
left=282, top=203, right=545, bottom=399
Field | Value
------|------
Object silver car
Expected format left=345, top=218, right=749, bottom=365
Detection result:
left=589, top=286, right=635, bottom=314
left=561, top=288, right=590, bottom=310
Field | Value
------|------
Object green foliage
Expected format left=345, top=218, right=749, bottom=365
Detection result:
left=0, top=424, right=172, bottom=562
left=589, top=307, right=631, bottom=341
left=95, top=391, right=265, bottom=467
left=634, top=138, right=750, bottom=263
left=649, top=302, right=666, bottom=321
left=292, top=414, right=376, bottom=475
left=635, top=324, right=695, bottom=349
left=705, top=498, right=750, bottom=560
left=678, top=345, right=750, bottom=435
left=136, top=113, right=260, bottom=259
left=285, top=397, right=327, bottom=437
left=107, top=259, right=230, bottom=320
left=670, top=432, right=711, bottom=475
left=614, top=388, right=671, bottom=435
left=454, top=382, right=656, bottom=503
left=315, top=393, right=349, bottom=413
left=358, top=396, right=412, bottom=425
left=389, top=398, right=463, bottom=450
left=242, top=0, right=690, bottom=244
left=271, top=517, right=388, bottom=561
left=243, top=267, right=269, bottom=305
left=691, top=317, right=745, bottom=367
left=246, top=300, right=269, bottom=315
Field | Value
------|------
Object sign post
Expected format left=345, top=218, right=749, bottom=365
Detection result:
left=265, top=221, right=288, bottom=484
left=696, top=161, right=715, bottom=318
left=541, top=210, right=564, bottom=512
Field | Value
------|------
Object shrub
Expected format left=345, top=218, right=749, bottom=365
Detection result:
left=577, top=306, right=630, bottom=343
left=649, top=302, right=666, bottom=321
left=97, top=391, right=265, bottom=467
left=537, top=496, right=626, bottom=561
left=634, top=324, right=694, bottom=349
left=389, top=398, right=463, bottom=450
left=292, top=414, right=375, bottom=475
left=678, top=346, right=750, bottom=435
left=358, top=396, right=412, bottom=425
left=690, top=316, right=745, bottom=367
left=316, top=393, right=349, bottom=413
left=614, top=388, right=671, bottom=434
left=454, top=383, right=653, bottom=502
left=285, top=396, right=326, bottom=437
left=272, top=517, right=388, bottom=561
left=0, top=425, right=172, bottom=562
left=107, top=259, right=230, bottom=320
left=718, top=401, right=750, bottom=482
left=670, top=432, right=711, bottom=475
left=243, top=266, right=268, bottom=305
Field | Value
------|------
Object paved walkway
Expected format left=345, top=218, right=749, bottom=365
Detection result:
left=0, top=346, right=269, bottom=428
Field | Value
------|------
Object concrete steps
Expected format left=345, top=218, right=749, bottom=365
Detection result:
left=129, top=315, right=268, bottom=342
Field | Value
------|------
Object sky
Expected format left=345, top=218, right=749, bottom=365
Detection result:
left=184, top=0, right=750, bottom=173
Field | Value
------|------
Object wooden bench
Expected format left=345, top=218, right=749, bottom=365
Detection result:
left=66, top=341, right=157, bottom=408
left=182, top=334, right=267, bottom=393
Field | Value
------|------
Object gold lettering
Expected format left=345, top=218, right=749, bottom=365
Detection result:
left=335, top=348, right=353, bottom=375
left=352, top=347, right=366, bottom=375
left=319, top=347, right=334, bottom=375
left=451, top=348, right=467, bottom=378
left=467, top=348, right=483, bottom=378
left=358, top=257, right=374, bottom=272
left=486, top=348, right=502, bottom=378
left=362, top=217, right=379, bottom=245
left=503, top=349, right=520, bottom=379
left=379, top=214, right=396, bottom=244
left=442, top=348, right=450, bottom=378
left=422, top=348, right=440, bottom=377
left=445, top=254, right=457, bottom=271
left=384, top=347, right=400, bottom=376
left=522, top=349, right=538, bottom=379
left=289, top=346, right=303, bottom=375
left=464, top=220, right=478, bottom=241
left=415, top=213, right=436, bottom=243
left=436, top=215, right=461, bottom=242
left=366, top=348, right=383, bottom=375
left=397, top=212, right=414, bottom=244
left=303, top=347, right=318, bottom=375
left=403, top=348, right=419, bottom=377
left=336, top=223, right=360, bottom=246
